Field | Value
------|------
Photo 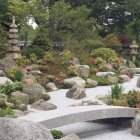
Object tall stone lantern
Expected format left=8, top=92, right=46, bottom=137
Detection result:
left=8, top=16, right=20, bottom=58
left=130, top=41, right=139, bottom=62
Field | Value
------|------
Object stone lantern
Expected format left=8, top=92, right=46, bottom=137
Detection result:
left=130, top=41, right=139, bottom=62
left=8, top=16, right=20, bottom=58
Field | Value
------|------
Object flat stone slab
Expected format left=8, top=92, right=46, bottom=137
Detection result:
left=18, top=105, right=135, bottom=129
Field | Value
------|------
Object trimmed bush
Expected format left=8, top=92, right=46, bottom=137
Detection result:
left=91, top=48, right=117, bottom=60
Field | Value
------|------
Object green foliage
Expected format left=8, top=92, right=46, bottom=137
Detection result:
left=110, top=84, right=124, bottom=100
left=109, top=99, right=128, bottom=107
left=50, top=129, right=64, bottom=139
left=61, top=50, right=74, bottom=66
left=43, top=51, right=54, bottom=63
left=16, top=56, right=31, bottom=67
left=6, top=67, right=23, bottom=82
left=126, top=90, right=140, bottom=108
left=83, top=39, right=105, bottom=55
left=67, top=66, right=78, bottom=77
left=103, top=34, right=122, bottom=52
left=90, top=75, right=110, bottom=86
left=0, top=107, right=14, bottom=117
left=91, top=48, right=117, bottom=60
left=0, top=81, right=23, bottom=95
left=23, top=46, right=45, bottom=59
left=0, top=27, right=8, bottom=58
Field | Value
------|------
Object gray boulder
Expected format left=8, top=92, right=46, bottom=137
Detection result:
left=0, top=77, right=13, bottom=85
left=0, top=118, right=54, bottom=140
left=76, top=65, right=90, bottom=78
left=64, top=77, right=86, bottom=88
left=132, top=115, right=140, bottom=136
left=22, top=83, right=46, bottom=103
left=31, top=99, right=57, bottom=111
left=96, top=72, right=115, bottom=77
left=66, top=85, right=86, bottom=99
left=119, top=75, right=130, bottom=82
left=137, top=76, right=140, bottom=88
left=23, top=74, right=37, bottom=83
left=87, top=78, right=98, bottom=87
left=59, top=134, right=81, bottom=140
left=11, top=91, right=29, bottom=105
left=47, top=82, right=58, bottom=91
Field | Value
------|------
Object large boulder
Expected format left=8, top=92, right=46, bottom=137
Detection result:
left=22, top=83, right=46, bottom=103
left=0, top=77, right=13, bottom=85
left=66, top=85, right=86, bottom=99
left=47, top=82, right=58, bottom=91
left=87, top=78, right=98, bottom=87
left=0, top=118, right=54, bottom=140
left=11, top=91, right=29, bottom=105
left=76, top=65, right=90, bottom=78
left=119, top=75, right=130, bottom=82
left=137, top=76, right=140, bottom=88
left=96, top=72, right=115, bottom=77
left=59, top=134, right=81, bottom=140
left=0, top=56, right=17, bottom=71
left=132, top=115, right=140, bottom=136
left=31, top=99, right=57, bottom=111
left=120, top=68, right=133, bottom=78
left=64, top=77, right=86, bottom=88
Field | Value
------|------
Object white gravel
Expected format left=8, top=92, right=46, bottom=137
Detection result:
left=29, top=75, right=140, bottom=140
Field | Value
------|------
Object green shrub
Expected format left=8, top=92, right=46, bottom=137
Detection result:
left=0, top=107, right=14, bottom=117
left=0, top=81, right=15, bottom=95
left=23, top=46, right=45, bottom=59
left=6, top=67, right=23, bottom=82
left=108, top=99, right=128, bottom=107
left=16, top=56, right=31, bottom=67
left=126, top=90, right=140, bottom=108
left=110, top=84, right=125, bottom=100
left=90, top=75, right=110, bottom=86
left=50, top=129, right=64, bottom=139
left=91, top=48, right=117, bottom=60
left=67, top=66, right=78, bottom=77
left=0, top=82, right=23, bottom=95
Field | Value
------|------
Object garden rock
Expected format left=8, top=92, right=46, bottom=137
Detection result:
left=47, top=82, right=58, bottom=91
left=119, top=66, right=129, bottom=72
left=0, top=56, right=17, bottom=71
left=119, top=75, right=130, bottom=82
left=23, top=74, right=37, bottom=84
left=22, top=83, right=46, bottom=103
left=42, top=93, right=51, bottom=101
left=87, top=78, right=98, bottom=87
left=0, top=70, right=5, bottom=77
left=137, top=76, right=140, bottom=88
left=11, top=91, right=29, bottom=105
left=31, top=99, right=57, bottom=111
left=0, top=77, right=13, bottom=85
left=120, top=68, right=133, bottom=78
left=108, top=76, right=118, bottom=84
left=96, top=72, right=115, bottom=77
left=18, top=104, right=27, bottom=111
left=59, top=134, right=81, bottom=140
left=132, top=115, right=140, bottom=136
left=66, top=85, right=86, bottom=99
left=71, top=98, right=106, bottom=106
left=0, top=118, right=54, bottom=140
left=30, top=70, right=42, bottom=76
left=13, top=110, right=25, bottom=117
left=64, top=77, right=86, bottom=88
left=76, top=65, right=90, bottom=78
